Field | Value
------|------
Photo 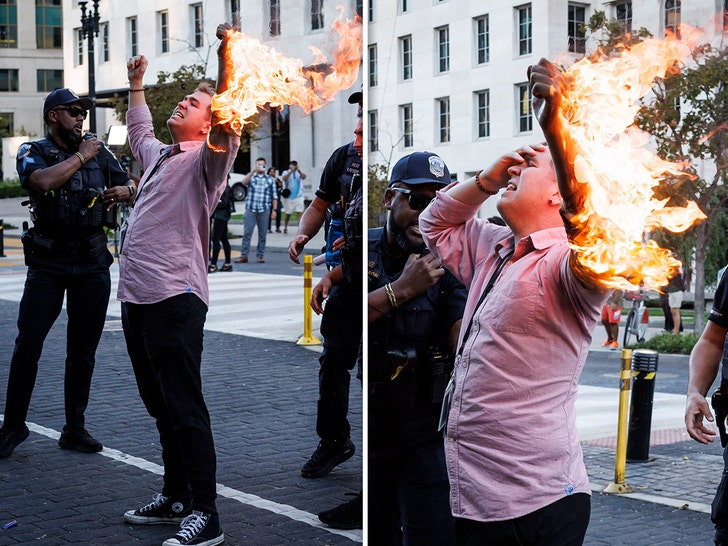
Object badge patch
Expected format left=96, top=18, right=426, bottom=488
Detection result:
left=16, top=143, right=31, bottom=159
left=428, top=156, right=445, bottom=178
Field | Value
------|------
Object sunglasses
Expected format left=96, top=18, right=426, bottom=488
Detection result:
left=54, top=106, right=88, bottom=119
left=390, top=187, right=434, bottom=211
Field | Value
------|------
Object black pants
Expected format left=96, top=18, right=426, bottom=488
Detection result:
left=3, top=250, right=111, bottom=431
left=453, top=493, right=591, bottom=546
left=317, top=283, right=362, bottom=441
left=712, top=443, right=728, bottom=544
left=210, top=217, right=231, bottom=265
left=121, top=294, right=218, bottom=514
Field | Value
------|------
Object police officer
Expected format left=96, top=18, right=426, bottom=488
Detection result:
left=368, top=152, right=466, bottom=545
left=0, top=88, right=133, bottom=458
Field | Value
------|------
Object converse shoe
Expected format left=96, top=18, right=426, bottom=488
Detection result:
left=124, top=494, right=190, bottom=525
left=301, top=437, right=355, bottom=478
left=58, top=427, right=102, bottom=453
left=163, top=511, right=224, bottom=546
left=318, top=492, right=362, bottom=530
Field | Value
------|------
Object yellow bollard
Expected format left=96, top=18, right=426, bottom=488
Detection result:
left=297, top=255, right=322, bottom=346
left=604, top=348, right=634, bottom=494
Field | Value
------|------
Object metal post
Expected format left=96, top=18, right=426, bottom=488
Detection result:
left=627, top=349, right=659, bottom=462
left=604, top=348, right=634, bottom=494
left=297, top=255, right=322, bottom=346
left=80, top=1, right=100, bottom=134
left=0, top=219, right=5, bottom=257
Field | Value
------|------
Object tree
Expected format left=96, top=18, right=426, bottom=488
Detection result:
left=587, top=13, right=728, bottom=332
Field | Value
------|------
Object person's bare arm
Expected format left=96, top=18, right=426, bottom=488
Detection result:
left=288, top=196, right=329, bottom=263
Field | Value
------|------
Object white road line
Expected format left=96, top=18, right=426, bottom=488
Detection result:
left=589, top=480, right=711, bottom=514
left=17, top=418, right=362, bottom=543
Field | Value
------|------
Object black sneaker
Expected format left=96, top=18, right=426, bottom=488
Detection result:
left=124, top=494, right=190, bottom=525
left=0, top=424, right=30, bottom=458
left=163, top=511, right=224, bottom=546
left=301, top=437, right=355, bottom=478
left=58, top=427, right=103, bottom=453
left=318, top=492, right=362, bottom=530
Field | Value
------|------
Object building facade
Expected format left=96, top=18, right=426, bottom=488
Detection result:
left=367, top=0, right=727, bottom=217
left=59, top=0, right=362, bottom=197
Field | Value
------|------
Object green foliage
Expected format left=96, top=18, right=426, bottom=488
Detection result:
left=631, top=332, right=699, bottom=354
left=0, top=180, right=26, bottom=199
left=585, top=11, right=653, bottom=55
left=367, top=162, right=389, bottom=228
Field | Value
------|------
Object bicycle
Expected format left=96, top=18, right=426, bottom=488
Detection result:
left=623, top=289, right=649, bottom=347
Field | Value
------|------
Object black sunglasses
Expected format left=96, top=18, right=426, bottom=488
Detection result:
left=54, top=106, right=88, bottom=119
left=390, top=187, right=434, bottom=211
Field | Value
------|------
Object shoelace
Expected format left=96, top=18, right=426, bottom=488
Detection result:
left=176, top=512, right=208, bottom=541
left=140, top=494, right=167, bottom=513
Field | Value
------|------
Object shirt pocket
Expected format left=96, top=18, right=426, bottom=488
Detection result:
left=488, top=280, right=541, bottom=334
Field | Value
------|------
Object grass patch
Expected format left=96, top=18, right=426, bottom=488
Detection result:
left=630, top=332, right=699, bottom=355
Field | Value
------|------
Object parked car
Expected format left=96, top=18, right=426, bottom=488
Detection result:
left=229, top=173, right=248, bottom=202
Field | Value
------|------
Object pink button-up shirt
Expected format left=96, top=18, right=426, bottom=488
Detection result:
left=117, top=105, right=239, bottom=306
left=420, top=188, right=606, bottom=522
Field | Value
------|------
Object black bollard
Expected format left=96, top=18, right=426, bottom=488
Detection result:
left=0, top=219, right=5, bottom=257
left=626, top=349, right=659, bottom=462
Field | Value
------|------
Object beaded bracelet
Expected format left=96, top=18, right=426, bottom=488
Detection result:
left=474, top=170, right=499, bottom=195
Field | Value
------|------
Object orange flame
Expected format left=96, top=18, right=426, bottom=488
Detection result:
left=557, top=28, right=706, bottom=290
left=212, top=6, right=361, bottom=135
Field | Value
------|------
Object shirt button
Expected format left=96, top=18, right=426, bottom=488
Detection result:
left=453, top=399, right=460, bottom=407
left=565, top=484, right=575, bottom=495
left=448, top=437, right=456, bottom=443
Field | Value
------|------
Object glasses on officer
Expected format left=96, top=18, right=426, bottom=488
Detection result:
left=54, top=106, right=88, bottom=119
left=390, top=187, right=434, bottom=211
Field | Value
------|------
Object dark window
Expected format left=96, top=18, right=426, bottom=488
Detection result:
left=311, top=0, right=324, bottom=31
left=568, top=4, right=586, bottom=54
left=401, top=103, right=413, bottom=148
left=517, top=4, right=532, bottom=56
left=665, top=0, right=681, bottom=38
left=437, top=97, right=450, bottom=143
left=0, top=0, right=17, bottom=49
left=476, top=90, right=490, bottom=138
left=615, top=1, right=632, bottom=34
left=193, top=4, right=204, bottom=47
left=437, top=26, right=449, bottom=73
left=37, top=69, right=63, bottom=92
left=368, top=44, right=378, bottom=87
left=475, top=15, right=489, bottom=65
left=517, top=83, right=532, bottom=133
left=269, top=0, right=280, bottom=36
left=0, top=68, right=19, bottom=92
left=368, top=110, right=378, bottom=152
left=36, top=0, right=62, bottom=49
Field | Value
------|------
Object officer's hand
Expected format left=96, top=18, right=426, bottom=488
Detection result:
left=685, top=392, right=717, bottom=444
left=127, top=55, right=148, bottom=84
left=103, top=184, right=134, bottom=209
left=78, top=135, right=101, bottom=162
left=288, top=234, right=309, bottom=264
left=311, top=275, right=333, bottom=315
left=395, top=253, right=445, bottom=299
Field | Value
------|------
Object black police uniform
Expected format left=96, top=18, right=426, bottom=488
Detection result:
left=368, top=225, right=467, bottom=545
left=314, top=141, right=362, bottom=443
left=3, top=135, right=128, bottom=436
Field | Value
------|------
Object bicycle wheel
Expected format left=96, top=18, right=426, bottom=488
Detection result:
left=637, top=304, right=649, bottom=342
left=623, top=309, right=637, bottom=347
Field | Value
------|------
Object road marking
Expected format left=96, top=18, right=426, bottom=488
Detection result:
left=16, top=418, right=362, bottom=543
left=589, top=480, right=711, bottom=514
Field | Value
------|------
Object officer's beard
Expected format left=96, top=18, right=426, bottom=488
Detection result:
left=59, top=126, right=82, bottom=148
left=390, top=220, right=426, bottom=255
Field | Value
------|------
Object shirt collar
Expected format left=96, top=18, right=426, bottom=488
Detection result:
left=499, top=226, right=566, bottom=261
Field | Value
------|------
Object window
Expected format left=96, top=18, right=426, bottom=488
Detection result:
left=437, top=97, right=450, bottom=143
left=368, top=0, right=374, bottom=22
left=128, top=17, right=138, bottom=57
left=615, top=1, right=632, bottom=34
left=101, top=23, right=109, bottom=62
left=665, top=0, right=680, bottom=37
left=568, top=4, right=586, bottom=54
left=355, top=0, right=362, bottom=18
left=475, top=90, right=490, bottom=138
left=436, top=26, right=449, bottom=73
left=517, top=4, right=532, bottom=56
left=368, top=110, right=378, bottom=152
left=400, top=103, right=413, bottom=148
left=192, top=4, right=204, bottom=46
left=475, top=15, right=489, bottom=65
left=517, top=83, right=532, bottom=133
left=75, top=28, right=83, bottom=66
left=400, top=35, right=412, bottom=80
left=311, top=0, right=324, bottom=31
left=37, top=69, right=62, bottom=92
left=36, top=0, right=62, bottom=49
left=0, top=68, right=19, bottom=92
left=269, top=0, right=280, bottom=36
left=229, top=0, right=241, bottom=27
left=0, top=0, right=17, bottom=48
left=158, top=10, right=169, bottom=54
left=368, top=44, right=378, bottom=87
left=0, top=112, right=14, bottom=136
left=400, top=0, right=409, bottom=13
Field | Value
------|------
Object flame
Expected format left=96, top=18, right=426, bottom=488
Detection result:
left=557, top=28, right=706, bottom=290
left=212, top=6, right=361, bottom=136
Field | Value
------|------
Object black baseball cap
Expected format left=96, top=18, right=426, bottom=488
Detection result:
left=389, top=152, right=451, bottom=187
left=43, top=88, right=93, bottom=116
left=348, top=89, right=362, bottom=105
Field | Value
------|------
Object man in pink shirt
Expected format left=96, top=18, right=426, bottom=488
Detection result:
left=419, top=59, right=608, bottom=545
left=119, top=24, right=240, bottom=546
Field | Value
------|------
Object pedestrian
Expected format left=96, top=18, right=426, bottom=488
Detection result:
left=267, top=166, right=283, bottom=233
left=281, top=160, right=307, bottom=235
left=665, top=261, right=685, bottom=334
left=209, top=177, right=234, bottom=273
left=235, top=157, right=277, bottom=263
left=119, top=23, right=240, bottom=546
left=367, top=151, right=466, bottom=545
left=601, top=289, right=624, bottom=349
left=685, top=269, right=728, bottom=544
left=288, top=90, right=362, bottom=485
left=0, top=88, right=134, bottom=458
left=419, top=58, right=609, bottom=545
